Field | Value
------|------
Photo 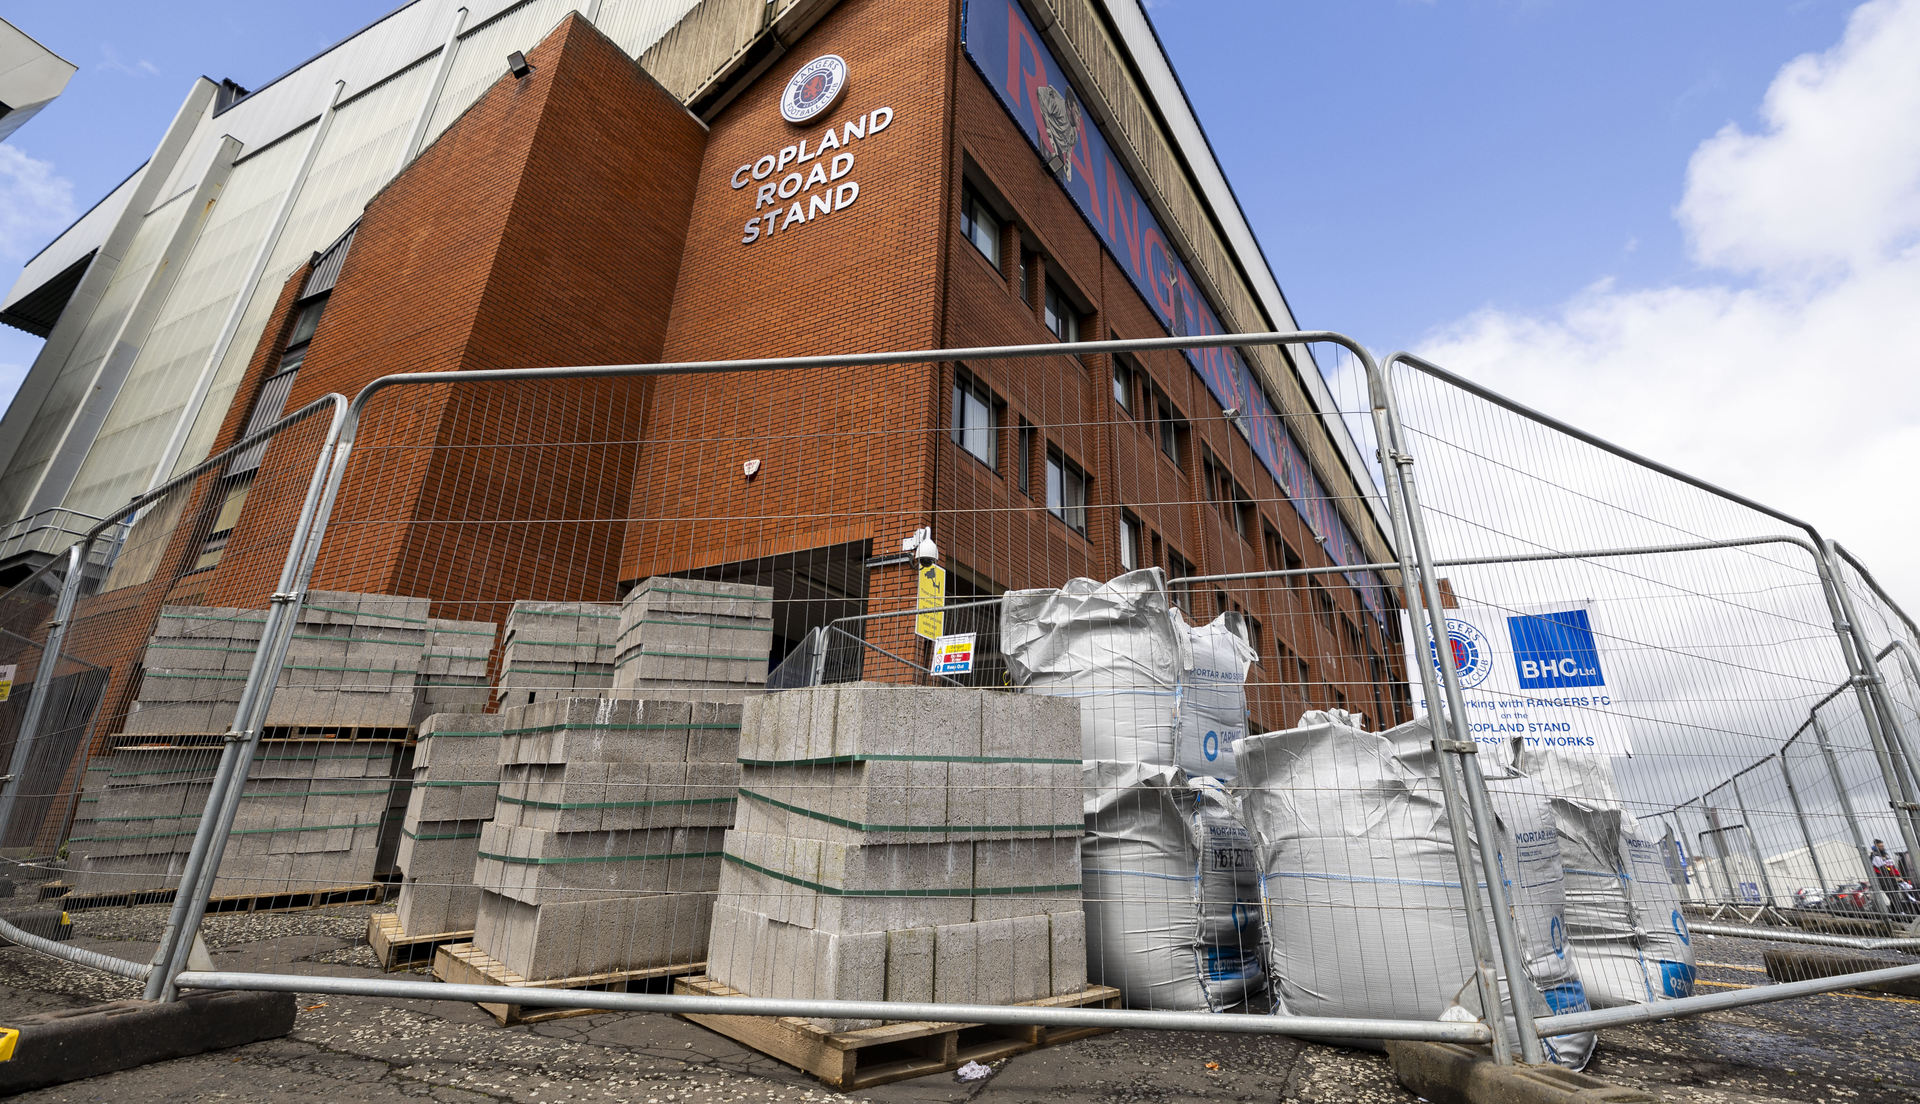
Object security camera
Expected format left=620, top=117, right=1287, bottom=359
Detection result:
left=914, top=535, right=940, bottom=568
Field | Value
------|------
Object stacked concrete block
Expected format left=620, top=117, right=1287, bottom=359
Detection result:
left=707, top=684, right=1088, bottom=1029
left=393, top=713, right=506, bottom=935
left=267, top=591, right=431, bottom=729
left=413, top=618, right=498, bottom=724
left=612, top=578, right=774, bottom=703
left=468, top=696, right=740, bottom=982
left=67, top=745, right=218, bottom=892
left=496, top=602, right=617, bottom=712
left=122, top=606, right=266, bottom=736
left=209, top=738, right=400, bottom=895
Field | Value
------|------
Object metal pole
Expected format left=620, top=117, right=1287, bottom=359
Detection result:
left=1778, top=753, right=1830, bottom=898
left=1700, top=803, right=1738, bottom=904
left=1727, top=773, right=1780, bottom=906
left=1873, top=639, right=1920, bottom=801
left=395, top=7, right=467, bottom=172
left=146, top=408, right=349, bottom=1000
left=1816, top=544, right=1920, bottom=866
left=1812, top=714, right=1880, bottom=895
left=1368, top=357, right=1541, bottom=1064
left=0, top=539, right=91, bottom=838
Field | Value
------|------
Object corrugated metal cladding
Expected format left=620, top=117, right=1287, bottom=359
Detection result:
left=303, top=224, right=358, bottom=298
left=0, top=0, right=748, bottom=527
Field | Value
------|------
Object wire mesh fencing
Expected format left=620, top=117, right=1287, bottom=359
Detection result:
left=0, top=398, right=341, bottom=915
left=0, top=335, right=1915, bottom=1069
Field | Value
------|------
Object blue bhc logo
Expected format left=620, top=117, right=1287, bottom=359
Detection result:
left=1507, top=609, right=1606, bottom=689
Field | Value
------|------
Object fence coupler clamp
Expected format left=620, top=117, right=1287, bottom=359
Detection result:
left=1893, top=800, right=1920, bottom=812
left=269, top=591, right=302, bottom=605
left=1438, top=739, right=1478, bottom=755
left=222, top=729, right=249, bottom=744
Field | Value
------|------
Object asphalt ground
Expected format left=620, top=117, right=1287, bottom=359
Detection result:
left=0, top=901, right=1914, bottom=1103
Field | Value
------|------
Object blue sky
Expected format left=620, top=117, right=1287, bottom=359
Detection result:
left=0, top=1, right=1856, bottom=367
left=4, top=0, right=1918, bottom=597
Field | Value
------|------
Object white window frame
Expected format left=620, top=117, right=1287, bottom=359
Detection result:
left=1046, top=448, right=1088, bottom=534
left=952, top=370, right=998, bottom=469
left=960, top=187, right=1001, bottom=267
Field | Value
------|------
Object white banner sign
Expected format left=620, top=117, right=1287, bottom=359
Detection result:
left=1402, top=602, right=1630, bottom=756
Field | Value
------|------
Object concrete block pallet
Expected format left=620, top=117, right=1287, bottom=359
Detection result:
left=612, top=577, right=774, bottom=702
left=459, top=696, right=741, bottom=989
left=496, top=602, right=616, bottom=711
left=704, top=684, right=1091, bottom=1038
left=269, top=591, right=430, bottom=729
left=376, top=712, right=507, bottom=966
left=672, top=975, right=1120, bottom=1090
left=413, top=617, right=498, bottom=724
left=65, top=736, right=403, bottom=900
left=430, top=941, right=706, bottom=1026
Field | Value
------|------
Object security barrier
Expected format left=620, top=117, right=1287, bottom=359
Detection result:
left=0, top=332, right=1915, bottom=1072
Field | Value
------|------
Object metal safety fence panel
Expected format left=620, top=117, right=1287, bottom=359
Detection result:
left=1377, top=351, right=1920, bottom=1031
left=75, top=333, right=1571, bottom=1059
left=8, top=335, right=1920, bottom=1067
left=0, top=398, right=341, bottom=962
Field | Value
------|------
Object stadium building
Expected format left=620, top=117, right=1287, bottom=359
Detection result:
left=0, top=0, right=1407, bottom=753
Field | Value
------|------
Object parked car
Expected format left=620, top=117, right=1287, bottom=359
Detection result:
left=1792, top=886, right=1827, bottom=909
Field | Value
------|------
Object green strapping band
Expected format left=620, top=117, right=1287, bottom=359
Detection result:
left=303, top=603, right=429, bottom=624
left=508, top=638, right=610, bottom=648
left=476, top=849, right=722, bottom=866
left=502, top=666, right=609, bottom=676
left=413, top=780, right=497, bottom=788
left=416, top=680, right=487, bottom=688
left=71, top=828, right=199, bottom=843
left=430, top=626, right=497, bottom=636
left=722, top=853, right=1077, bottom=898
left=109, top=766, right=218, bottom=778
left=737, top=788, right=1080, bottom=835
left=94, top=812, right=200, bottom=823
left=402, top=828, right=481, bottom=841
left=146, top=643, right=252, bottom=654
left=738, top=753, right=1078, bottom=767
left=628, top=618, right=770, bottom=631
left=502, top=721, right=740, bottom=737
left=164, top=612, right=268, bottom=624
left=644, top=587, right=773, bottom=602
left=245, top=787, right=389, bottom=798
left=224, top=820, right=379, bottom=837
left=418, top=731, right=502, bottom=739
left=498, top=794, right=734, bottom=811
left=627, top=650, right=764, bottom=661
left=142, top=671, right=246, bottom=681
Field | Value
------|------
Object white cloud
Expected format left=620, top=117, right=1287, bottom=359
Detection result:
left=1419, top=0, right=1920, bottom=614
left=97, top=45, right=160, bottom=78
left=0, top=146, right=77, bottom=261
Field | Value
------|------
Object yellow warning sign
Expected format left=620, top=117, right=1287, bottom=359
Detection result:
left=0, top=664, right=14, bottom=703
left=915, top=564, right=946, bottom=641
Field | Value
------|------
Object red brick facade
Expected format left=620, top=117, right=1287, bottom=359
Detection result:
left=61, top=0, right=1405, bottom=749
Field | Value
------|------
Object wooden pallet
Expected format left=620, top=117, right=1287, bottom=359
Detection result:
left=366, top=911, right=472, bottom=971
left=56, top=881, right=387, bottom=914
left=430, top=941, right=704, bottom=1026
left=672, top=975, right=1122, bottom=1090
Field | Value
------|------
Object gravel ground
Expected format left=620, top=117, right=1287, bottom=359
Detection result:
left=0, top=900, right=1914, bottom=1103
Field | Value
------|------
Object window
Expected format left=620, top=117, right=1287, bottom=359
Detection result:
left=1016, top=419, right=1036, bottom=495
left=1167, top=550, right=1195, bottom=613
left=1112, top=354, right=1136, bottom=414
left=1018, top=254, right=1030, bottom=302
left=1203, top=454, right=1251, bottom=540
left=1045, top=448, right=1088, bottom=534
left=1119, top=511, right=1141, bottom=571
left=960, top=187, right=1001, bottom=267
left=1044, top=281, right=1079, bottom=342
left=1310, top=578, right=1337, bottom=633
left=1147, top=383, right=1184, bottom=465
left=193, top=473, right=255, bottom=572
left=951, top=369, right=999, bottom=468
left=1246, top=615, right=1264, bottom=663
